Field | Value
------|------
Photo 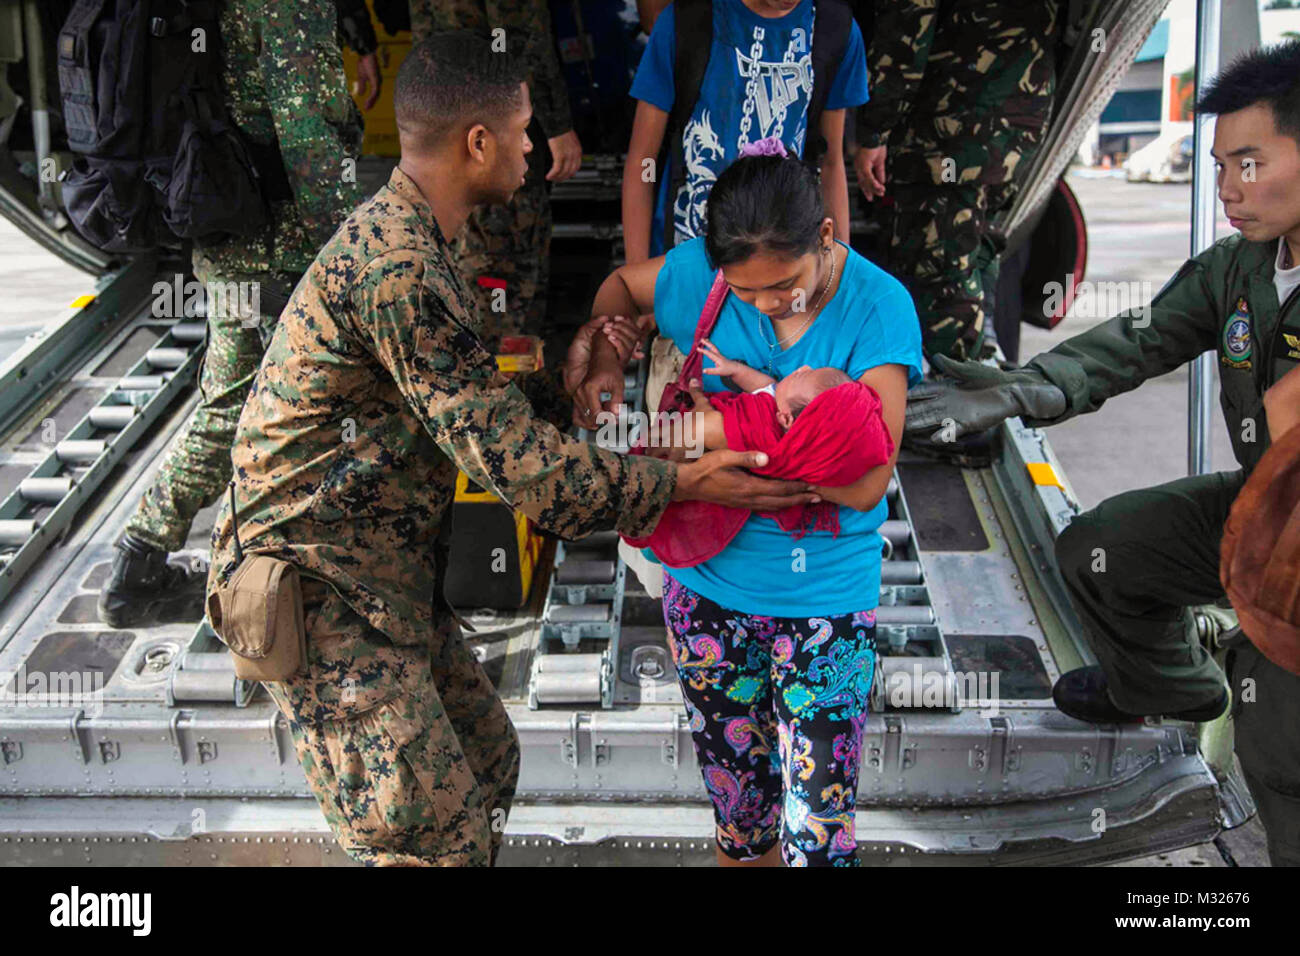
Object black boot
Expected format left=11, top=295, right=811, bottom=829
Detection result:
left=97, top=534, right=206, bottom=628
left=1052, top=665, right=1229, bottom=724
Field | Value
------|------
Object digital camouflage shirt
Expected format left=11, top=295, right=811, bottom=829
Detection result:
left=208, top=167, right=675, bottom=656
left=193, top=0, right=365, bottom=279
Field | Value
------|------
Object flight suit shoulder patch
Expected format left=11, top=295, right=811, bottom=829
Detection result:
left=1221, top=296, right=1253, bottom=370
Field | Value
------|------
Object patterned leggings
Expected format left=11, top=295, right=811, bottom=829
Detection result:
left=663, top=573, right=877, bottom=867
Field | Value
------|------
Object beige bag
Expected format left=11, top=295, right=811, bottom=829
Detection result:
left=207, top=554, right=307, bottom=681
left=623, top=332, right=686, bottom=598
left=645, top=332, right=688, bottom=416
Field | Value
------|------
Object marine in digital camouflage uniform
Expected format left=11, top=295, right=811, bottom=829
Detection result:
left=857, top=0, right=1060, bottom=361
left=101, top=0, right=368, bottom=628
left=408, top=0, right=574, bottom=349
left=206, top=165, right=675, bottom=865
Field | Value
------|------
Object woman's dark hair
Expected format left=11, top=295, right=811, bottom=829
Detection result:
left=704, top=155, right=825, bottom=266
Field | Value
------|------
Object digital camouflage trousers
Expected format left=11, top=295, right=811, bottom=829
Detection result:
left=126, top=268, right=295, bottom=552
left=264, top=579, right=520, bottom=866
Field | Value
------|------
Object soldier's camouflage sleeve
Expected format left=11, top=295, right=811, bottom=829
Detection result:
left=355, top=252, right=673, bottom=539
left=516, top=366, right=577, bottom=431
left=489, top=0, right=573, bottom=137
left=258, top=0, right=365, bottom=247
left=856, top=0, right=940, bottom=148
left=336, top=0, right=378, bottom=55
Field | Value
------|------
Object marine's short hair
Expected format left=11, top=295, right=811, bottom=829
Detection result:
left=1197, top=39, right=1300, bottom=144
left=394, top=30, right=526, bottom=151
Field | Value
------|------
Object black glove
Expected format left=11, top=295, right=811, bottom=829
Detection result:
left=905, top=354, right=1067, bottom=440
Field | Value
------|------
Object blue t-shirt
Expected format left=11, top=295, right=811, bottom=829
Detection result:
left=654, top=237, right=923, bottom=617
left=631, top=0, right=869, bottom=253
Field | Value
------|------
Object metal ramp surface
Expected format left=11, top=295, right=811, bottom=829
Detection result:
left=0, top=268, right=1240, bottom=865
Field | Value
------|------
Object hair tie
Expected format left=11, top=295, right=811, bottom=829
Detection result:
left=738, top=136, right=788, bottom=159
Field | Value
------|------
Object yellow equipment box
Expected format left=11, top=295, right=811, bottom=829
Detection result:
left=441, top=343, right=550, bottom=609
left=444, top=471, right=546, bottom=610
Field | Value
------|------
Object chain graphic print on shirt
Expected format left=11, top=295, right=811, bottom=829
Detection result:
left=737, top=23, right=812, bottom=151
left=673, top=20, right=814, bottom=243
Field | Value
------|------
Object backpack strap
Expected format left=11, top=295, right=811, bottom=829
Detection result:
left=149, top=0, right=218, bottom=37
left=57, top=0, right=112, bottom=153
left=804, top=0, right=853, bottom=167
left=663, top=0, right=713, bottom=251
left=676, top=270, right=730, bottom=389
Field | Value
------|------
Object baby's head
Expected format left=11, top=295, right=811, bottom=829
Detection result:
left=773, top=366, right=852, bottom=430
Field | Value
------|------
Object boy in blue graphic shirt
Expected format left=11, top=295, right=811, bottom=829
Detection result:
left=622, top=0, right=870, bottom=262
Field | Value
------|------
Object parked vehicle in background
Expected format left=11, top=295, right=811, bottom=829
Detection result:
left=1125, top=125, right=1195, bottom=181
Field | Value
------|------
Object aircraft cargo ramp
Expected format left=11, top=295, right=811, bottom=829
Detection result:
left=0, top=261, right=1251, bottom=866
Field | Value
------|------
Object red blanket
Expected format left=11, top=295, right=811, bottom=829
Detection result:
left=625, top=380, right=894, bottom=567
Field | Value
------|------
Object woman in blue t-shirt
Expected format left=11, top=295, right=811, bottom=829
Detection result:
left=575, top=150, right=922, bottom=866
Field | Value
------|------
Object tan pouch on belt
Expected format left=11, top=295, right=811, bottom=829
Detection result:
left=207, top=555, right=307, bottom=681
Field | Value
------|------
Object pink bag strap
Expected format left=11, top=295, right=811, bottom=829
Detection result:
left=676, top=270, right=730, bottom=391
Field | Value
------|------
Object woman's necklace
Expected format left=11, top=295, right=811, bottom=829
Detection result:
left=760, top=246, right=836, bottom=374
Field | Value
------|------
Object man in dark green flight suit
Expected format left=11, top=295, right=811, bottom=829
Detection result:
left=905, top=41, right=1300, bottom=866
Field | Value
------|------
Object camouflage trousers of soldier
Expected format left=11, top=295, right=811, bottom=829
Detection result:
left=264, top=579, right=520, bottom=866
left=451, top=164, right=551, bottom=353
left=880, top=110, right=1052, bottom=361
left=882, top=177, right=1021, bottom=363
left=126, top=268, right=294, bottom=553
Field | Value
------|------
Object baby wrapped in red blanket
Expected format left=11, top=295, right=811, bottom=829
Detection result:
left=623, top=340, right=895, bottom=567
